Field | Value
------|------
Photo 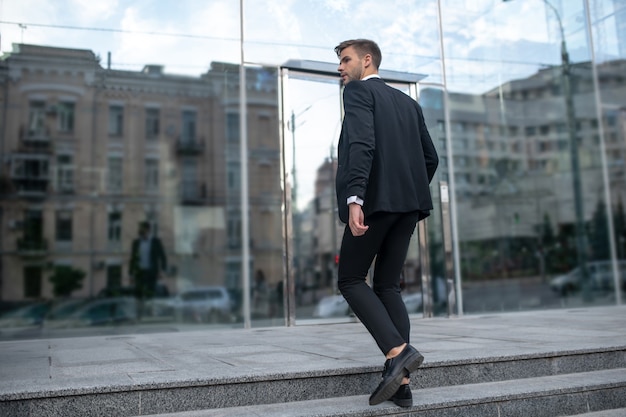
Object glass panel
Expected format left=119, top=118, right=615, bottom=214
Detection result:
left=1, top=0, right=623, bottom=342
left=440, top=0, right=623, bottom=311
left=282, top=71, right=343, bottom=320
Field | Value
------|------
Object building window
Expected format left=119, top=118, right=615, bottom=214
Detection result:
left=24, top=266, right=42, bottom=298
left=56, top=154, right=74, bottom=192
left=146, top=108, right=159, bottom=140
left=108, top=105, right=124, bottom=136
left=181, top=110, right=196, bottom=143
left=55, top=210, right=73, bottom=242
left=227, top=161, right=241, bottom=191
left=145, top=158, right=159, bottom=192
left=108, top=156, right=123, bottom=193
left=227, top=213, right=242, bottom=249
left=106, top=265, right=122, bottom=289
left=181, top=158, right=198, bottom=199
left=28, top=101, right=46, bottom=135
left=227, top=113, right=240, bottom=143
left=108, top=211, right=122, bottom=243
left=58, top=102, right=75, bottom=132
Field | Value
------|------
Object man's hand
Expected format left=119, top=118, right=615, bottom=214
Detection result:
left=348, top=203, right=369, bottom=236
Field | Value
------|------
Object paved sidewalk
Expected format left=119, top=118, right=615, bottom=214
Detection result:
left=1, top=305, right=625, bottom=400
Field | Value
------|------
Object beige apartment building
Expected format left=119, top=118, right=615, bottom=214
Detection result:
left=0, top=44, right=283, bottom=303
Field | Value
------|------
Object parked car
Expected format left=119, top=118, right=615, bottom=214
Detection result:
left=0, top=302, right=50, bottom=328
left=312, top=295, right=350, bottom=318
left=43, top=299, right=89, bottom=322
left=170, top=286, right=233, bottom=323
left=549, top=260, right=626, bottom=296
left=44, top=297, right=137, bottom=328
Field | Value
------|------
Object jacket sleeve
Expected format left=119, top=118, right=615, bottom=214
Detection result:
left=342, top=81, right=375, bottom=200
left=416, top=103, right=438, bottom=183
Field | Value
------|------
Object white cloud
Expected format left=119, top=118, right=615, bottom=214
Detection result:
left=68, top=0, right=119, bottom=24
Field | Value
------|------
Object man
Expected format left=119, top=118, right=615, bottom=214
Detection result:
left=334, top=39, right=438, bottom=407
left=129, top=221, right=167, bottom=317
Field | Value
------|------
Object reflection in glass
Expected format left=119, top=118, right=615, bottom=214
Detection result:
left=0, top=0, right=624, bottom=342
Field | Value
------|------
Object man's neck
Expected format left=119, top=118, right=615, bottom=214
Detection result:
left=362, top=73, right=380, bottom=81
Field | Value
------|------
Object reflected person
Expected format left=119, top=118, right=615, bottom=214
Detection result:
left=334, top=39, right=438, bottom=407
left=129, top=221, right=167, bottom=318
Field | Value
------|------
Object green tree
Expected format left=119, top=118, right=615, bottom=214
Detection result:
left=614, top=198, right=625, bottom=259
left=590, top=200, right=610, bottom=261
left=49, top=266, right=85, bottom=297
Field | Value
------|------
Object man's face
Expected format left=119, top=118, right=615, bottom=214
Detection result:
left=338, top=46, right=365, bottom=85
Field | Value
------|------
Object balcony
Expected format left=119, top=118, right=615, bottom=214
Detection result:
left=16, top=238, right=48, bottom=257
left=19, top=125, right=53, bottom=153
left=13, top=179, right=49, bottom=199
left=10, top=156, right=50, bottom=199
left=175, top=138, right=205, bottom=155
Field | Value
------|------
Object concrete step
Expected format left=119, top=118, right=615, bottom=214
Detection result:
left=571, top=409, right=626, bottom=417
left=3, top=346, right=624, bottom=417
left=137, top=368, right=626, bottom=417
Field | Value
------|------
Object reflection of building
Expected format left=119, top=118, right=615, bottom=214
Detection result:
left=422, top=60, right=625, bottom=278
left=0, top=44, right=282, bottom=301
left=311, top=158, right=341, bottom=291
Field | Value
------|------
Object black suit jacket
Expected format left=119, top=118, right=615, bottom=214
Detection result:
left=129, top=237, right=167, bottom=276
left=335, top=77, right=438, bottom=224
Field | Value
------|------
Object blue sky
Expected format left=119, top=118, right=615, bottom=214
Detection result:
left=1, top=0, right=622, bottom=93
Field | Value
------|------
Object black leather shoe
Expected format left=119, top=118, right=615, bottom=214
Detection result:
left=369, top=345, right=424, bottom=406
left=390, top=384, right=412, bottom=407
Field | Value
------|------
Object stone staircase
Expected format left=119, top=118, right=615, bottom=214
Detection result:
left=2, top=307, right=625, bottom=417
left=6, top=345, right=625, bottom=416
left=137, top=346, right=626, bottom=416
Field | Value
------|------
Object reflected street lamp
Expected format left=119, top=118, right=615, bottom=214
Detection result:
left=503, top=0, right=589, bottom=298
left=288, top=105, right=312, bottom=298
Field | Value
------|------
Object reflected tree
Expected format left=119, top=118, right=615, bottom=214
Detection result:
left=590, top=200, right=610, bottom=261
left=614, top=199, right=625, bottom=260
left=49, top=266, right=85, bottom=297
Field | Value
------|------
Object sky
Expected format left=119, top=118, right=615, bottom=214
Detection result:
left=0, top=0, right=623, bottom=209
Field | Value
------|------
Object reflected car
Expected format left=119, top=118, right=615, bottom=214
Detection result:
left=549, top=260, right=626, bottom=296
left=45, top=297, right=137, bottom=328
left=42, top=299, right=89, bottom=325
left=312, top=295, right=350, bottom=318
left=0, top=302, right=50, bottom=328
left=402, top=292, right=423, bottom=313
left=170, top=286, right=233, bottom=323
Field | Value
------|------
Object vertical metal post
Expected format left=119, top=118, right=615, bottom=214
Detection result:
left=583, top=0, right=621, bottom=305
left=239, top=0, right=251, bottom=329
left=439, top=181, right=456, bottom=316
left=279, top=67, right=296, bottom=326
left=437, top=0, right=463, bottom=315
left=418, top=220, right=433, bottom=318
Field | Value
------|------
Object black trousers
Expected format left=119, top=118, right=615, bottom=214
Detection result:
left=338, top=211, right=420, bottom=355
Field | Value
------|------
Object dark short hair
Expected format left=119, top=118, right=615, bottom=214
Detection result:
left=334, top=39, right=382, bottom=69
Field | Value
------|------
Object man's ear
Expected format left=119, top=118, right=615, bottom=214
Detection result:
left=363, top=53, right=372, bottom=68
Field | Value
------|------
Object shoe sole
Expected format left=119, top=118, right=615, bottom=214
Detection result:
left=392, top=397, right=413, bottom=408
left=369, top=350, right=424, bottom=406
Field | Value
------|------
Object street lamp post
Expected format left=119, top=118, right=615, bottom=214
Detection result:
left=503, top=0, right=589, bottom=298
left=289, top=105, right=311, bottom=303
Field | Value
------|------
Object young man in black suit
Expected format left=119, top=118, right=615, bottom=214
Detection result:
left=129, top=221, right=167, bottom=318
left=334, top=39, right=438, bottom=407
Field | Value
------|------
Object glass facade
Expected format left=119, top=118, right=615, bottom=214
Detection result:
left=0, top=0, right=624, bottom=340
